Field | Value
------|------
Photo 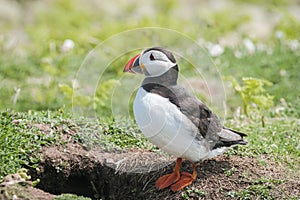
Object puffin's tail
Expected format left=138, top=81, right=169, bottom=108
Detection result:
left=213, top=127, right=247, bottom=149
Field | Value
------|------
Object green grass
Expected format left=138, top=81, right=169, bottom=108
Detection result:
left=0, top=109, right=156, bottom=180
left=74, top=117, right=156, bottom=151
left=0, top=110, right=73, bottom=180
left=1, top=109, right=299, bottom=182
left=1, top=0, right=300, bottom=118
left=225, top=117, right=300, bottom=170
left=233, top=0, right=288, bottom=7
left=54, top=194, right=91, bottom=200
left=226, top=177, right=288, bottom=199
left=181, top=187, right=207, bottom=199
left=218, top=42, right=300, bottom=117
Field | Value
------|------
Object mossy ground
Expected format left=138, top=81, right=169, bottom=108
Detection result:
left=0, top=110, right=299, bottom=199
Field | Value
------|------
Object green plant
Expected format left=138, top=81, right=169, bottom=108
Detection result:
left=0, top=110, right=71, bottom=180
left=59, top=84, right=91, bottom=108
left=59, top=79, right=120, bottom=117
left=74, top=117, right=155, bottom=150
left=225, top=117, right=300, bottom=170
left=16, top=168, right=40, bottom=187
left=275, top=11, right=300, bottom=39
left=226, top=177, right=285, bottom=199
left=224, top=167, right=236, bottom=177
left=54, top=194, right=91, bottom=200
left=233, top=0, right=288, bottom=7
left=181, top=187, right=206, bottom=199
left=226, top=76, right=274, bottom=120
left=94, top=79, right=120, bottom=116
left=249, top=184, right=272, bottom=199
left=226, top=191, right=239, bottom=198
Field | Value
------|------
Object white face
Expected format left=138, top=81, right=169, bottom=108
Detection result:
left=139, top=50, right=176, bottom=77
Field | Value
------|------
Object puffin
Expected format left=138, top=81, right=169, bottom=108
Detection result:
left=123, top=47, right=247, bottom=192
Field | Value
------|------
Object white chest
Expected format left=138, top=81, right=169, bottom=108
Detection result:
left=133, top=87, right=213, bottom=161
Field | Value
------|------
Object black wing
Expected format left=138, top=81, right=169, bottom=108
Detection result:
left=142, top=84, right=247, bottom=148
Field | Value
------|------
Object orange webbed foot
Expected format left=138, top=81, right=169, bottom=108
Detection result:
left=155, top=171, right=180, bottom=189
left=155, top=158, right=182, bottom=190
left=170, top=163, right=197, bottom=192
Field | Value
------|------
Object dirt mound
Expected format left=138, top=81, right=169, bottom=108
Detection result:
left=25, top=142, right=299, bottom=199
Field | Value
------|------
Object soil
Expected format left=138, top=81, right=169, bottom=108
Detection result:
left=22, top=141, right=300, bottom=200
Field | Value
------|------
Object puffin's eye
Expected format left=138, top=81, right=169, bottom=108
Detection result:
left=150, top=53, right=155, bottom=61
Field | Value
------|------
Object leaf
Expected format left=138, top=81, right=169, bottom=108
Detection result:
left=225, top=76, right=274, bottom=117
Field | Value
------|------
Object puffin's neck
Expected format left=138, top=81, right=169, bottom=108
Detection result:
left=142, top=65, right=178, bottom=87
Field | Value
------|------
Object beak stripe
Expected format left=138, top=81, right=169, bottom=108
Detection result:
left=133, top=56, right=140, bottom=68
left=123, top=54, right=140, bottom=73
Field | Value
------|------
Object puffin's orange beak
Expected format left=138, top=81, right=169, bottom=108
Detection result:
left=123, top=54, right=141, bottom=73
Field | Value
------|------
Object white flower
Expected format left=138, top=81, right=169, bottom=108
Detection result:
left=256, top=43, right=267, bottom=51
left=72, top=79, right=79, bottom=89
left=196, top=38, right=206, bottom=46
left=234, top=50, right=242, bottom=59
left=280, top=69, right=287, bottom=76
left=275, top=30, right=285, bottom=39
left=243, top=38, right=256, bottom=54
left=209, top=44, right=224, bottom=57
left=61, top=39, right=75, bottom=53
left=287, top=40, right=299, bottom=51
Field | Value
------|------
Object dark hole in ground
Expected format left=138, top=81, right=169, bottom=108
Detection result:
left=28, top=149, right=231, bottom=199
left=30, top=163, right=165, bottom=200
left=27, top=144, right=177, bottom=199
left=64, top=175, right=95, bottom=198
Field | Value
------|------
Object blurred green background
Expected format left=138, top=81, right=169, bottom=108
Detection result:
left=0, top=0, right=300, bottom=118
